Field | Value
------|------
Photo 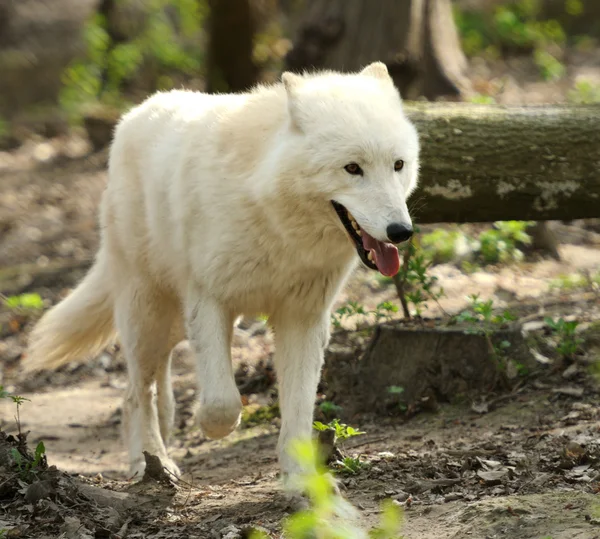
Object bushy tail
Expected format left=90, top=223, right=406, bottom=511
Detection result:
left=23, top=254, right=116, bottom=373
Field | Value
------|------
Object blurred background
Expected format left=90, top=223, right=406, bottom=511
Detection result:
left=0, top=0, right=599, bottom=149
left=1, top=2, right=600, bottom=538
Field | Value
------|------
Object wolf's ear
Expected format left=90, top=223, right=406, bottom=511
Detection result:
left=360, top=61, right=391, bottom=81
left=281, top=71, right=304, bottom=131
left=282, top=71, right=302, bottom=92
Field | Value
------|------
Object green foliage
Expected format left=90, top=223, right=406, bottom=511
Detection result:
left=332, top=301, right=367, bottom=328
left=420, top=229, right=460, bottom=264
left=544, top=317, right=584, bottom=360
left=337, top=456, right=366, bottom=476
left=1, top=387, right=46, bottom=481
left=534, top=48, right=566, bottom=81
left=319, top=401, right=343, bottom=419
left=455, top=295, right=518, bottom=363
left=0, top=386, right=31, bottom=407
left=456, top=293, right=517, bottom=326
left=550, top=271, right=600, bottom=291
left=331, top=301, right=398, bottom=329
left=241, top=402, right=280, bottom=428
left=395, top=235, right=445, bottom=318
left=565, top=0, right=583, bottom=16
left=2, top=293, right=44, bottom=313
left=60, top=0, right=207, bottom=120
left=477, top=221, right=534, bottom=264
left=468, top=93, right=497, bottom=104
left=313, top=419, right=365, bottom=443
left=386, top=385, right=404, bottom=396
left=251, top=439, right=404, bottom=539
left=385, top=385, right=407, bottom=413
left=567, top=79, right=600, bottom=104
left=453, top=0, right=572, bottom=80
left=11, top=441, right=47, bottom=482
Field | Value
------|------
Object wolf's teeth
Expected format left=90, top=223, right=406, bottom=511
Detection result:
left=356, top=229, right=362, bottom=236
left=351, top=221, right=359, bottom=230
left=367, top=252, right=373, bottom=262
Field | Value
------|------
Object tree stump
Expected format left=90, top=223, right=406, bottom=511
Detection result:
left=323, top=320, right=534, bottom=418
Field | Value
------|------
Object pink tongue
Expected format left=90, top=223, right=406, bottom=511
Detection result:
left=362, top=230, right=400, bottom=277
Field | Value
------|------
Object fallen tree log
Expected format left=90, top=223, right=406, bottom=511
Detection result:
left=405, top=103, right=600, bottom=224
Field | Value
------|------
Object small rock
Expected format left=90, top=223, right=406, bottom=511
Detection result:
left=477, top=469, right=509, bottom=485
left=444, top=492, right=462, bottom=502
left=553, top=386, right=584, bottom=398
left=25, top=480, right=55, bottom=503
left=562, top=364, right=580, bottom=379
left=393, top=490, right=410, bottom=502
left=221, top=524, right=242, bottom=539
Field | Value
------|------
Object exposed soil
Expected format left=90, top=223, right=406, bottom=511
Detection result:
left=1, top=48, right=600, bottom=539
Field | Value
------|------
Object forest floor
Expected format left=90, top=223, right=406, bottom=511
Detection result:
left=1, top=46, right=600, bottom=539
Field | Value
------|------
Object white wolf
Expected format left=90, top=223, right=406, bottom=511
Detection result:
left=23, top=62, right=420, bottom=489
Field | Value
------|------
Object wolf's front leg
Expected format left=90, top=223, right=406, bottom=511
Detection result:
left=273, top=311, right=331, bottom=491
left=185, top=286, right=241, bottom=439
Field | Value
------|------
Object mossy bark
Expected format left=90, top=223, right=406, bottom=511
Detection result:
left=205, top=0, right=258, bottom=93
left=284, top=0, right=472, bottom=100
left=405, top=103, right=600, bottom=224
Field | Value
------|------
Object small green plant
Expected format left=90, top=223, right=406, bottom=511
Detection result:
left=420, top=229, right=461, bottom=263
left=385, top=385, right=408, bottom=413
left=1, top=292, right=44, bottom=314
left=1, top=387, right=47, bottom=481
left=331, top=301, right=398, bottom=329
left=249, top=438, right=404, bottom=539
left=544, top=317, right=584, bottom=360
left=393, top=234, right=445, bottom=319
left=337, top=456, right=366, bottom=475
left=534, top=48, right=566, bottom=81
left=567, top=79, right=600, bottom=104
left=319, top=401, right=343, bottom=419
left=456, top=293, right=517, bottom=327
left=11, top=441, right=47, bottom=482
left=468, top=93, right=497, bottom=105
left=476, top=221, right=535, bottom=264
left=313, top=419, right=365, bottom=443
left=0, top=386, right=30, bottom=436
left=59, top=0, right=207, bottom=121
left=240, top=402, right=280, bottom=428
left=332, top=301, right=367, bottom=328
left=453, top=0, right=569, bottom=80
left=455, top=295, right=517, bottom=363
left=550, top=271, right=600, bottom=291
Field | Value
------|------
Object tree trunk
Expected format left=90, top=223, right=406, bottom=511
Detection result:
left=284, top=0, right=472, bottom=100
left=405, top=103, right=600, bottom=224
left=205, top=0, right=258, bottom=93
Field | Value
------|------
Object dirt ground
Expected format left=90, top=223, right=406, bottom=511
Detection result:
left=1, top=47, right=600, bottom=538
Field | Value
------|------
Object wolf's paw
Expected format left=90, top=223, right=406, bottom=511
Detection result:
left=160, top=456, right=181, bottom=480
left=128, top=457, right=146, bottom=481
left=196, top=392, right=242, bottom=439
left=128, top=454, right=181, bottom=482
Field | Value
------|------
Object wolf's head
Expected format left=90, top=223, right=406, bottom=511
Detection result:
left=281, top=62, right=420, bottom=277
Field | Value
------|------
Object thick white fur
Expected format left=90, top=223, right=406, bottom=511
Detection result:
left=24, top=62, right=420, bottom=486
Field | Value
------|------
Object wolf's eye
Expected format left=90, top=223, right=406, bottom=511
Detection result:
left=394, top=160, right=405, bottom=172
left=344, top=163, right=363, bottom=176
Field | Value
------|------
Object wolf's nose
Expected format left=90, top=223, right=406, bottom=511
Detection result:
left=386, top=222, right=413, bottom=243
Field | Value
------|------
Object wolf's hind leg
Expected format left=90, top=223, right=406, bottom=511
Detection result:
left=156, top=317, right=185, bottom=445
left=116, top=281, right=181, bottom=479
left=185, top=286, right=241, bottom=440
